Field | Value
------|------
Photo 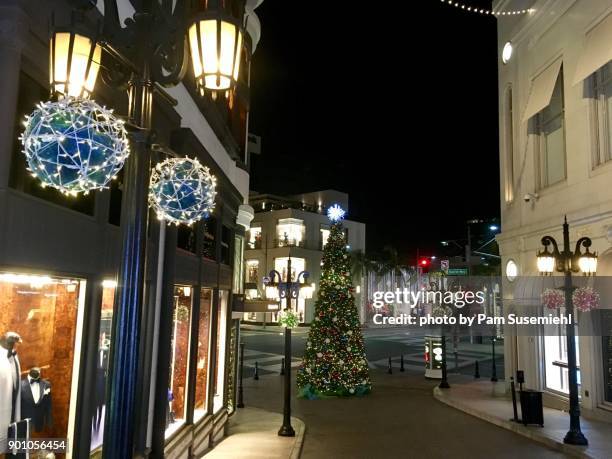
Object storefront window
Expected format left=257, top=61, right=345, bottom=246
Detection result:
left=165, top=286, right=193, bottom=438
left=276, top=218, right=304, bottom=247
left=90, top=279, right=116, bottom=453
left=601, top=310, right=612, bottom=403
left=213, top=291, right=228, bottom=413
left=0, top=272, right=86, bottom=452
left=233, top=235, right=244, bottom=294
left=543, top=308, right=580, bottom=394
left=248, top=226, right=262, bottom=249
left=246, top=260, right=259, bottom=283
left=194, top=289, right=212, bottom=422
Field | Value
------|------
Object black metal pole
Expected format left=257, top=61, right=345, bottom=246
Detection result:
left=562, top=220, right=587, bottom=445
left=104, top=71, right=153, bottom=459
left=237, top=342, right=245, bottom=408
left=279, top=257, right=295, bottom=437
left=490, top=337, right=498, bottom=382
left=439, top=332, right=450, bottom=389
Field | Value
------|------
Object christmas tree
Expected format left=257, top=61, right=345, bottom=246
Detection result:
left=297, top=205, right=371, bottom=398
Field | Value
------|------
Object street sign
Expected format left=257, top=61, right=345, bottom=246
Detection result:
left=441, top=260, right=449, bottom=273
left=447, top=268, right=468, bottom=276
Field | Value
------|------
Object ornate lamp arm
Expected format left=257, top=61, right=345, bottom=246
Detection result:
left=573, top=237, right=592, bottom=256
left=540, top=235, right=561, bottom=257
left=297, top=271, right=310, bottom=284
left=268, top=270, right=282, bottom=285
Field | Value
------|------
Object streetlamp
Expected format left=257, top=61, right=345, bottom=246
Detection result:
left=49, top=1, right=247, bottom=456
left=263, top=257, right=309, bottom=436
left=536, top=216, right=597, bottom=446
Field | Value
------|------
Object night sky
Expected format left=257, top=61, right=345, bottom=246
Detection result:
left=249, top=0, right=499, bottom=262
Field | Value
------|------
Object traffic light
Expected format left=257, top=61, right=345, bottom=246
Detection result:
left=419, top=257, right=431, bottom=272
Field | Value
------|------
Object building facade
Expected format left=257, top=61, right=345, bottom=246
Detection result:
left=243, top=190, right=366, bottom=324
left=0, top=0, right=262, bottom=457
left=496, top=0, right=612, bottom=421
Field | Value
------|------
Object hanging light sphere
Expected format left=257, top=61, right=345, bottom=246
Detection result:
left=149, top=157, right=217, bottom=226
left=20, top=97, right=129, bottom=195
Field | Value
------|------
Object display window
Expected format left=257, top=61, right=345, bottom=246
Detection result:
left=90, top=280, right=116, bottom=453
left=213, top=291, right=228, bottom=413
left=194, top=289, right=212, bottom=422
left=0, top=272, right=86, bottom=455
left=543, top=308, right=580, bottom=394
left=165, top=286, right=193, bottom=439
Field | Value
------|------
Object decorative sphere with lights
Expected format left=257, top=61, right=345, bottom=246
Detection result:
left=327, top=204, right=346, bottom=222
left=21, top=97, right=129, bottom=195
left=149, top=156, right=217, bottom=226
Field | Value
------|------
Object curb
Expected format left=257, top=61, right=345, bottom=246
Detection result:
left=289, top=417, right=306, bottom=459
left=433, top=387, right=594, bottom=459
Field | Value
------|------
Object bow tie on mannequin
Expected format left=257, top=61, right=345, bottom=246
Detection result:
left=30, top=378, right=40, bottom=385
left=7, top=349, right=16, bottom=359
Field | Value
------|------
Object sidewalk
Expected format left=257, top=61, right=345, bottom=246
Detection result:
left=202, top=407, right=305, bottom=458
left=433, top=376, right=612, bottom=459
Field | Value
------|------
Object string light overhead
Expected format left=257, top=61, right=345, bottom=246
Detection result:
left=439, top=0, right=534, bottom=16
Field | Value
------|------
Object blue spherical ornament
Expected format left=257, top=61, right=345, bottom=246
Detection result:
left=20, top=97, right=129, bottom=195
left=149, top=157, right=217, bottom=226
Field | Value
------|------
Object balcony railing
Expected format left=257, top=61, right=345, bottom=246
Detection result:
left=274, top=238, right=305, bottom=248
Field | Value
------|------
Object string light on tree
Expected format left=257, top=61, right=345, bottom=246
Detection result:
left=439, top=0, right=534, bottom=16
left=298, top=216, right=371, bottom=398
left=148, top=156, right=217, bottom=226
left=20, top=97, right=129, bottom=195
left=327, top=204, right=346, bottom=222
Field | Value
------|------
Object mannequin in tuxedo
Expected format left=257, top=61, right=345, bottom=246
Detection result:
left=0, top=332, right=22, bottom=452
left=20, top=368, right=52, bottom=433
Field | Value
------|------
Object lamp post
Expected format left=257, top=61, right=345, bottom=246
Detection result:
left=48, top=1, right=247, bottom=456
left=536, top=216, right=597, bottom=446
left=264, top=257, right=309, bottom=437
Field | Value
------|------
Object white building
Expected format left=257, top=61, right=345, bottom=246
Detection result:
left=496, top=0, right=612, bottom=421
left=243, top=190, right=366, bottom=324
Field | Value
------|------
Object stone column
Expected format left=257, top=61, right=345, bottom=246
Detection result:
left=0, top=0, right=28, bottom=189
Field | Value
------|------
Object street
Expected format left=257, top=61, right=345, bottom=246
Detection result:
left=240, top=368, right=564, bottom=458
left=240, top=327, right=505, bottom=380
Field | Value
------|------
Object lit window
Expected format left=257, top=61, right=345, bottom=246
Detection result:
left=248, top=226, right=262, bottom=249
left=320, top=228, right=330, bottom=249
left=276, top=218, right=304, bottom=247
left=246, top=260, right=259, bottom=283
left=504, top=86, right=515, bottom=202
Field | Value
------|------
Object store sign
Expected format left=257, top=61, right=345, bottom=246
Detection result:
left=447, top=268, right=468, bottom=276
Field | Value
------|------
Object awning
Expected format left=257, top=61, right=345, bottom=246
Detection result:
left=573, top=13, right=612, bottom=85
left=522, top=58, right=563, bottom=122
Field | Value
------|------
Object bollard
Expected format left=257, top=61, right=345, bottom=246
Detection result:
left=454, top=351, right=459, bottom=370
left=387, top=357, right=393, bottom=374
left=400, top=354, right=405, bottom=372
left=254, top=361, right=259, bottom=380
left=280, top=358, right=285, bottom=376
left=474, top=360, right=480, bottom=378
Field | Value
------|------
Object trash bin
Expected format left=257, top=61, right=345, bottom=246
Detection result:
left=519, top=390, right=544, bottom=426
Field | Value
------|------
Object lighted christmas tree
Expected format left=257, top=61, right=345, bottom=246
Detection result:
left=297, top=205, right=371, bottom=398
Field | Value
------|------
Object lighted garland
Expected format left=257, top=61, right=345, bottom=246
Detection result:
left=439, top=0, right=533, bottom=16
left=21, top=97, right=129, bottom=195
left=149, top=156, right=216, bottom=226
